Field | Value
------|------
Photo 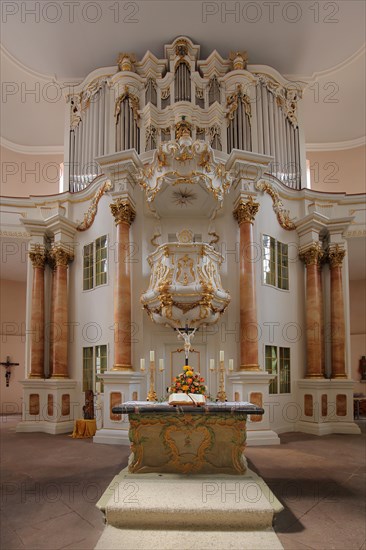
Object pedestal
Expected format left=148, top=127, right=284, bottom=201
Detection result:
left=296, top=379, right=361, bottom=435
left=16, top=379, right=78, bottom=434
left=93, top=371, right=144, bottom=445
left=229, top=372, right=281, bottom=445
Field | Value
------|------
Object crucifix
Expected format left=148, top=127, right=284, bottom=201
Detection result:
left=0, top=356, right=19, bottom=387
left=175, top=325, right=197, bottom=365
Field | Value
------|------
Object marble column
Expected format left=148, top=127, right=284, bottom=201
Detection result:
left=233, top=196, right=260, bottom=371
left=28, top=245, right=46, bottom=378
left=110, top=199, right=136, bottom=371
left=50, top=247, right=74, bottom=378
left=328, top=245, right=347, bottom=379
left=299, top=243, right=324, bottom=378
left=48, top=259, right=56, bottom=378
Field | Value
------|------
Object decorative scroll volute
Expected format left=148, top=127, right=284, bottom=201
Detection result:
left=233, top=197, right=260, bottom=225
left=29, top=245, right=46, bottom=269
left=110, top=199, right=136, bottom=226
left=299, top=243, right=324, bottom=266
left=328, top=244, right=346, bottom=268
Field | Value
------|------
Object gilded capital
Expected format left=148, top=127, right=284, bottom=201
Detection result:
left=299, top=243, right=324, bottom=266
left=328, top=244, right=346, bottom=269
left=233, top=196, right=259, bottom=225
left=29, top=245, right=46, bottom=269
left=110, top=199, right=136, bottom=226
left=50, top=246, right=74, bottom=267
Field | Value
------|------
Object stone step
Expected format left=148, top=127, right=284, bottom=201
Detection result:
left=95, top=526, right=284, bottom=550
left=102, top=470, right=281, bottom=531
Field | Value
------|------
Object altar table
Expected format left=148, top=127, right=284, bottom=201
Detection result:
left=72, top=419, right=97, bottom=438
left=112, top=401, right=264, bottom=475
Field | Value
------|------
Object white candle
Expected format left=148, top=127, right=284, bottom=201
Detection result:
left=229, top=359, right=234, bottom=371
left=140, top=358, right=145, bottom=371
left=159, top=359, right=164, bottom=371
left=220, top=350, right=224, bottom=362
left=96, top=382, right=101, bottom=393
left=150, top=351, right=155, bottom=362
left=209, top=359, right=215, bottom=371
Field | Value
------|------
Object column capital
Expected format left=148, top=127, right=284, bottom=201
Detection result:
left=50, top=246, right=74, bottom=267
left=328, top=244, right=346, bottom=269
left=299, top=243, right=324, bottom=266
left=29, top=245, right=46, bottom=269
left=233, top=196, right=259, bottom=225
left=110, top=199, right=136, bottom=226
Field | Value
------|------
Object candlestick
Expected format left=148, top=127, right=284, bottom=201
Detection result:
left=147, top=355, right=157, bottom=401
left=228, top=359, right=234, bottom=371
left=219, top=350, right=224, bottom=362
left=209, top=359, right=215, bottom=371
left=140, top=358, right=145, bottom=371
left=216, top=357, right=227, bottom=402
left=159, top=358, right=165, bottom=372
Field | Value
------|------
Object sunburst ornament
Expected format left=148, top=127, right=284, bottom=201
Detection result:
left=172, top=187, right=197, bottom=207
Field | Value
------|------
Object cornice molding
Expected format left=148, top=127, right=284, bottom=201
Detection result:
left=306, top=136, right=366, bottom=152
left=1, top=137, right=64, bottom=156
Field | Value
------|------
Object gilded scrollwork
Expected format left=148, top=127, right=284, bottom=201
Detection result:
left=226, top=84, right=251, bottom=122
left=77, top=181, right=112, bottom=232
left=255, top=180, right=296, bottom=230
left=255, top=73, right=301, bottom=127
left=115, top=86, right=140, bottom=122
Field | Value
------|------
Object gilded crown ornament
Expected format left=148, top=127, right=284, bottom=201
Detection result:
left=110, top=199, right=136, bottom=226
left=117, top=52, right=136, bottom=72
left=229, top=51, right=248, bottom=71
left=29, top=244, right=46, bottom=269
left=233, top=196, right=260, bottom=225
left=328, top=244, right=346, bottom=268
left=299, top=243, right=324, bottom=266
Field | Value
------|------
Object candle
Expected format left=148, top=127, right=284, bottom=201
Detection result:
left=150, top=351, right=155, bottom=362
left=228, top=359, right=234, bottom=371
left=159, top=359, right=164, bottom=372
left=140, top=358, right=145, bottom=371
left=209, top=359, right=215, bottom=371
left=96, top=382, right=101, bottom=393
left=220, top=350, right=224, bottom=362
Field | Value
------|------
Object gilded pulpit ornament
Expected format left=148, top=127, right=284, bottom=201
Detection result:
left=229, top=51, right=248, bottom=71
left=233, top=196, right=260, bottom=225
left=29, top=244, right=46, bottom=269
left=299, top=243, right=324, bottom=266
left=117, top=52, right=136, bottom=72
left=328, top=244, right=346, bottom=268
left=110, top=199, right=136, bottom=226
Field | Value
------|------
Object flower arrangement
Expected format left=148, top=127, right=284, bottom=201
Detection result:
left=168, top=366, right=207, bottom=395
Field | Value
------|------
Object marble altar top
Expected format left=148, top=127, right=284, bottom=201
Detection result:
left=112, top=401, right=264, bottom=415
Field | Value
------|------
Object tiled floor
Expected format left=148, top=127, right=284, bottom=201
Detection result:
left=1, top=416, right=365, bottom=550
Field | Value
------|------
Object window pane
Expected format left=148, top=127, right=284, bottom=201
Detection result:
left=82, top=347, right=93, bottom=392
left=95, top=344, right=107, bottom=392
left=279, top=347, right=291, bottom=393
left=263, top=235, right=276, bottom=286
left=95, top=236, right=108, bottom=287
left=277, top=242, right=289, bottom=290
left=265, top=345, right=278, bottom=394
left=83, top=244, right=94, bottom=290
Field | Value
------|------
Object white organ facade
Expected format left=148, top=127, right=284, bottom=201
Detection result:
left=6, top=36, right=362, bottom=442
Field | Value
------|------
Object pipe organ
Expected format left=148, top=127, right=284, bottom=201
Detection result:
left=65, top=37, right=304, bottom=192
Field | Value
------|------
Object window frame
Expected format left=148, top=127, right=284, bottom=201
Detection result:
left=262, top=234, right=290, bottom=291
left=265, top=344, right=291, bottom=395
left=82, top=234, right=108, bottom=292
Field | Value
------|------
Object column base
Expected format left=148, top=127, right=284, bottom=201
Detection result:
left=51, top=374, right=69, bottom=379
left=28, top=374, right=44, bottom=379
left=331, top=374, right=348, bottom=379
left=305, top=374, right=326, bottom=379
left=240, top=364, right=261, bottom=371
left=112, top=365, right=133, bottom=372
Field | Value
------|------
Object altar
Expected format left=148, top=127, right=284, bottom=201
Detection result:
left=112, top=401, right=263, bottom=475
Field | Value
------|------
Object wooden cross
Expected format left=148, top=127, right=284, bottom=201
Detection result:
left=0, top=356, right=19, bottom=387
